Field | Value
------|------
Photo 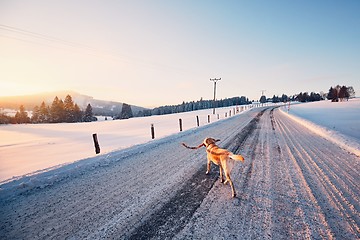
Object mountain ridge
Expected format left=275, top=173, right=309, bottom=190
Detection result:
left=0, top=90, right=148, bottom=116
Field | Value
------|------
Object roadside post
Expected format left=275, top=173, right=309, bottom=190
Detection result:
left=151, top=124, right=155, bottom=139
left=92, top=133, right=100, bottom=154
left=179, top=119, right=183, bottom=132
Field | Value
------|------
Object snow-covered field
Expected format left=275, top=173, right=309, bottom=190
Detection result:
left=283, top=98, right=360, bottom=157
left=289, top=98, right=360, bottom=141
left=0, top=104, right=253, bottom=183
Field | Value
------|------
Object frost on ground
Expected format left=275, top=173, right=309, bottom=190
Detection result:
left=0, top=107, right=359, bottom=239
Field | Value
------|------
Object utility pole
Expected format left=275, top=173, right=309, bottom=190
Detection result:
left=210, top=78, right=221, bottom=114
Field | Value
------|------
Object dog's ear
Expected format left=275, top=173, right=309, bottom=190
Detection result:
left=215, top=139, right=220, bottom=142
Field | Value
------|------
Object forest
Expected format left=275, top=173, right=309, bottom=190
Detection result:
left=0, top=85, right=355, bottom=124
left=0, top=95, right=95, bottom=124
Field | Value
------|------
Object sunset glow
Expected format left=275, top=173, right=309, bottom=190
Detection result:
left=0, top=1, right=359, bottom=106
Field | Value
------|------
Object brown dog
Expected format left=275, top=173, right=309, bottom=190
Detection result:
left=182, top=137, right=244, bottom=198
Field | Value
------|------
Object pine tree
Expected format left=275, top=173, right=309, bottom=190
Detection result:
left=119, top=103, right=133, bottom=119
left=73, top=103, right=83, bottom=122
left=58, top=99, right=65, bottom=121
left=327, top=87, right=334, bottom=100
left=15, top=105, right=30, bottom=124
left=333, top=85, right=341, bottom=102
left=83, top=103, right=94, bottom=122
left=50, top=96, right=62, bottom=123
left=31, top=105, right=40, bottom=123
left=39, top=101, right=49, bottom=123
left=281, top=94, right=288, bottom=102
left=339, top=86, right=349, bottom=101
left=64, top=95, right=75, bottom=122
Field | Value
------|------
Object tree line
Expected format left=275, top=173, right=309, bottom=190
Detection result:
left=260, top=92, right=325, bottom=103
left=1, top=85, right=355, bottom=124
left=0, top=95, right=96, bottom=124
left=137, top=96, right=251, bottom=116
left=260, top=84, right=355, bottom=103
left=326, top=85, right=355, bottom=102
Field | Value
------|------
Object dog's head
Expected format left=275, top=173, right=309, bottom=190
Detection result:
left=203, top=137, right=220, bottom=148
left=182, top=137, right=221, bottom=150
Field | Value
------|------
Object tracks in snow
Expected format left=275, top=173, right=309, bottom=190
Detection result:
left=174, top=107, right=359, bottom=239
left=275, top=110, right=360, bottom=239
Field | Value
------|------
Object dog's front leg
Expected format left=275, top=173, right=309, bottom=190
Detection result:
left=206, top=157, right=211, bottom=175
left=219, top=165, right=225, bottom=183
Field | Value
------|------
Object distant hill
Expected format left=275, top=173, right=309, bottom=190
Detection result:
left=0, top=90, right=149, bottom=117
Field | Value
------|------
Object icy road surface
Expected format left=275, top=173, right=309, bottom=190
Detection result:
left=0, top=107, right=359, bottom=239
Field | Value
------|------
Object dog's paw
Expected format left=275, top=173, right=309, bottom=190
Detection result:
left=232, top=197, right=240, bottom=205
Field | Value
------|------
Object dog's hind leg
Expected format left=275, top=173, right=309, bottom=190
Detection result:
left=226, top=175, right=236, bottom=198
left=229, top=178, right=236, bottom=198
left=223, top=165, right=236, bottom=197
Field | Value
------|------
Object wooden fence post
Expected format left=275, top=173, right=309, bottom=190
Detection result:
left=208, top=115, right=210, bottom=123
left=92, top=133, right=100, bottom=154
left=196, top=116, right=199, bottom=127
left=179, top=118, right=183, bottom=132
left=151, top=124, right=155, bottom=139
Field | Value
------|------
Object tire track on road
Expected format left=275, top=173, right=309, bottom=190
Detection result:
left=127, top=108, right=268, bottom=239
left=275, top=110, right=360, bottom=239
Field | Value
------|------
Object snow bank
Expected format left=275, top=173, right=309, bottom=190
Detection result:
left=280, top=98, right=360, bottom=157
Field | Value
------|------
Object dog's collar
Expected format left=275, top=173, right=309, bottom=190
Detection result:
left=206, top=143, right=217, bottom=149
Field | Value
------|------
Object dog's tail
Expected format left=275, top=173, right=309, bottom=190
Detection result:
left=181, top=142, right=205, bottom=150
left=229, top=153, right=245, bottom=162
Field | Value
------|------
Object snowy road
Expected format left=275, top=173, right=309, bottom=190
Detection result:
left=1, top=107, right=359, bottom=239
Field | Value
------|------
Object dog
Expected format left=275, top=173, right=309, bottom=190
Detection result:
left=182, top=137, right=244, bottom=198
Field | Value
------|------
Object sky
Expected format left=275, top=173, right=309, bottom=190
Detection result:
left=0, top=0, right=359, bottom=108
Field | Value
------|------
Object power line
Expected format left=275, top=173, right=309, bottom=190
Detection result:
left=0, top=24, right=198, bottom=75
left=0, top=24, right=98, bottom=52
left=0, top=24, right=128, bottom=62
left=0, top=24, right=108, bottom=53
